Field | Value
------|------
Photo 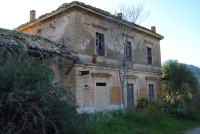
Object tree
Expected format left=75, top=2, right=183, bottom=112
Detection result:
left=0, top=47, right=81, bottom=134
left=162, top=60, right=199, bottom=101
left=101, top=3, right=150, bottom=107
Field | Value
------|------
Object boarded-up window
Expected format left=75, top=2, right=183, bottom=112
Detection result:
left=96, top=33, right=105, bottom=56
left=148, top=84, right=154, bottom=100
left=126, top=41, right=132, bottom=61
left=110, top=87, right=122, bottom=104
left=147, top=47, right=152, bottom=64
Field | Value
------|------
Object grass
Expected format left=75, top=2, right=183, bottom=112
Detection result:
left=82, top=109, right=200, bottom=134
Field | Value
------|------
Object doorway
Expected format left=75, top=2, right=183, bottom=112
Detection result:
left=96, top=83, right=108, bottom=111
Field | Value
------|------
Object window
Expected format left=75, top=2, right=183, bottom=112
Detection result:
left=96, top=33, right=105, bottom=56
left=127, top=84, right=134, bottom=107
left=96, top=83, right=106, bottom=86
left=79, top=71, right=89, bottom=75
left=147, top=47, right=152, bottom=64
left=126, top=41, right=132, bottom=61
left=148, top=84, right=154, bottom=100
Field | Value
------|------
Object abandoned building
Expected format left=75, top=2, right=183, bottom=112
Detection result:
left=15, top=1, right=164, bottom=113
left=0, top=28, right=87, bottom=66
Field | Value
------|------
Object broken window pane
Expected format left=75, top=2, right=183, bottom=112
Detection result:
left=147, top=47, right=152, bottom=64
left=96, top=33, right=105, bottom=56
left=126, top=41, right=132, bottom=61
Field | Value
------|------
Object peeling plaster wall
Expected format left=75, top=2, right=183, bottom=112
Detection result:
left=74, top=65, right=162, bottom=112
left=17, top=6, right=163, bottom=112
left=19, top=10, right=78, bottom=98
left=72, top=9, right=161, bottom=67
left=19, top=9, right=162, bottom=68
left=20, top=10, right=76, bottom=48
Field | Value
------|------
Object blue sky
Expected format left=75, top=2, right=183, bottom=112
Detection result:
left=0, top=0, right=199, bottom=67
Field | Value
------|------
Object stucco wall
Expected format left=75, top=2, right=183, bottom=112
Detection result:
left=73, top=9, right=161, bottom=66
left=16, top=5, right=163, bottom=112
left=73, top=65, right=161, bottom=112
left=19, top=8, right=162, bottom=68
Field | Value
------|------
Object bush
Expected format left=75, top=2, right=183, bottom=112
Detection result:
left=136, top=98, right=164, bottom=113
left=83, top=108, right=199, bottom=134
left=169, top=110, right=198, bottom=121
left=187, top=92, right=200, bottom=112
left=136, top=97, right=199, bottom=121
left=0, top=47, right=82, bottom=134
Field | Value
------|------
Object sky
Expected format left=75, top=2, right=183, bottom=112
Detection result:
left=0, top=0, right=200, bottom=67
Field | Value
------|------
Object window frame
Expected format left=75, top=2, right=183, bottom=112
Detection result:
left=79, top=70, right=89, bottom=76
left=148, top=84, right=154, bottom=100
left=147, top=47, right=152, bottom=64
left=126, top=41, right=132, bottom=61
left=96, top=33, right=105, bottom=56
left=127, top=84, right=134, bottom=107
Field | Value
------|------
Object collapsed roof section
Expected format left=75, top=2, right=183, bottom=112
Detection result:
left=0, top=28, right=87, bottom=66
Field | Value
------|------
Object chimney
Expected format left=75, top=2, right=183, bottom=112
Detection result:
left=117, top=13, right=122, bottom=18
left=151, top=26, right=156, bottom=33
left=30, top=10, right=36, bottom=22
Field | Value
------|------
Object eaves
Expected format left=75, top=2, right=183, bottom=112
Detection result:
left=15, top=1, right=164, bottom=40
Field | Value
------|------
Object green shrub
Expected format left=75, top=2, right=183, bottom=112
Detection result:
left=136, top=98, right=164, bottom=113
left=83, top=108, right=200, bottom=134
left=169, top=110, right=197, bottom=121
left=187, top=92, right=200, bottom=112
left=136, top=97, right=199, bottom=121
left=0, top=47, right=83, bottom=134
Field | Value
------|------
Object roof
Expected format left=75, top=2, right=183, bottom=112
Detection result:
left=0, top=28, right=87, bottom=65
left=15, top=1, right=164, bottom=39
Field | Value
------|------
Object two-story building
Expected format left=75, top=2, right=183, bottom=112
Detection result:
left=15, top=1, right=164, bottom=113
